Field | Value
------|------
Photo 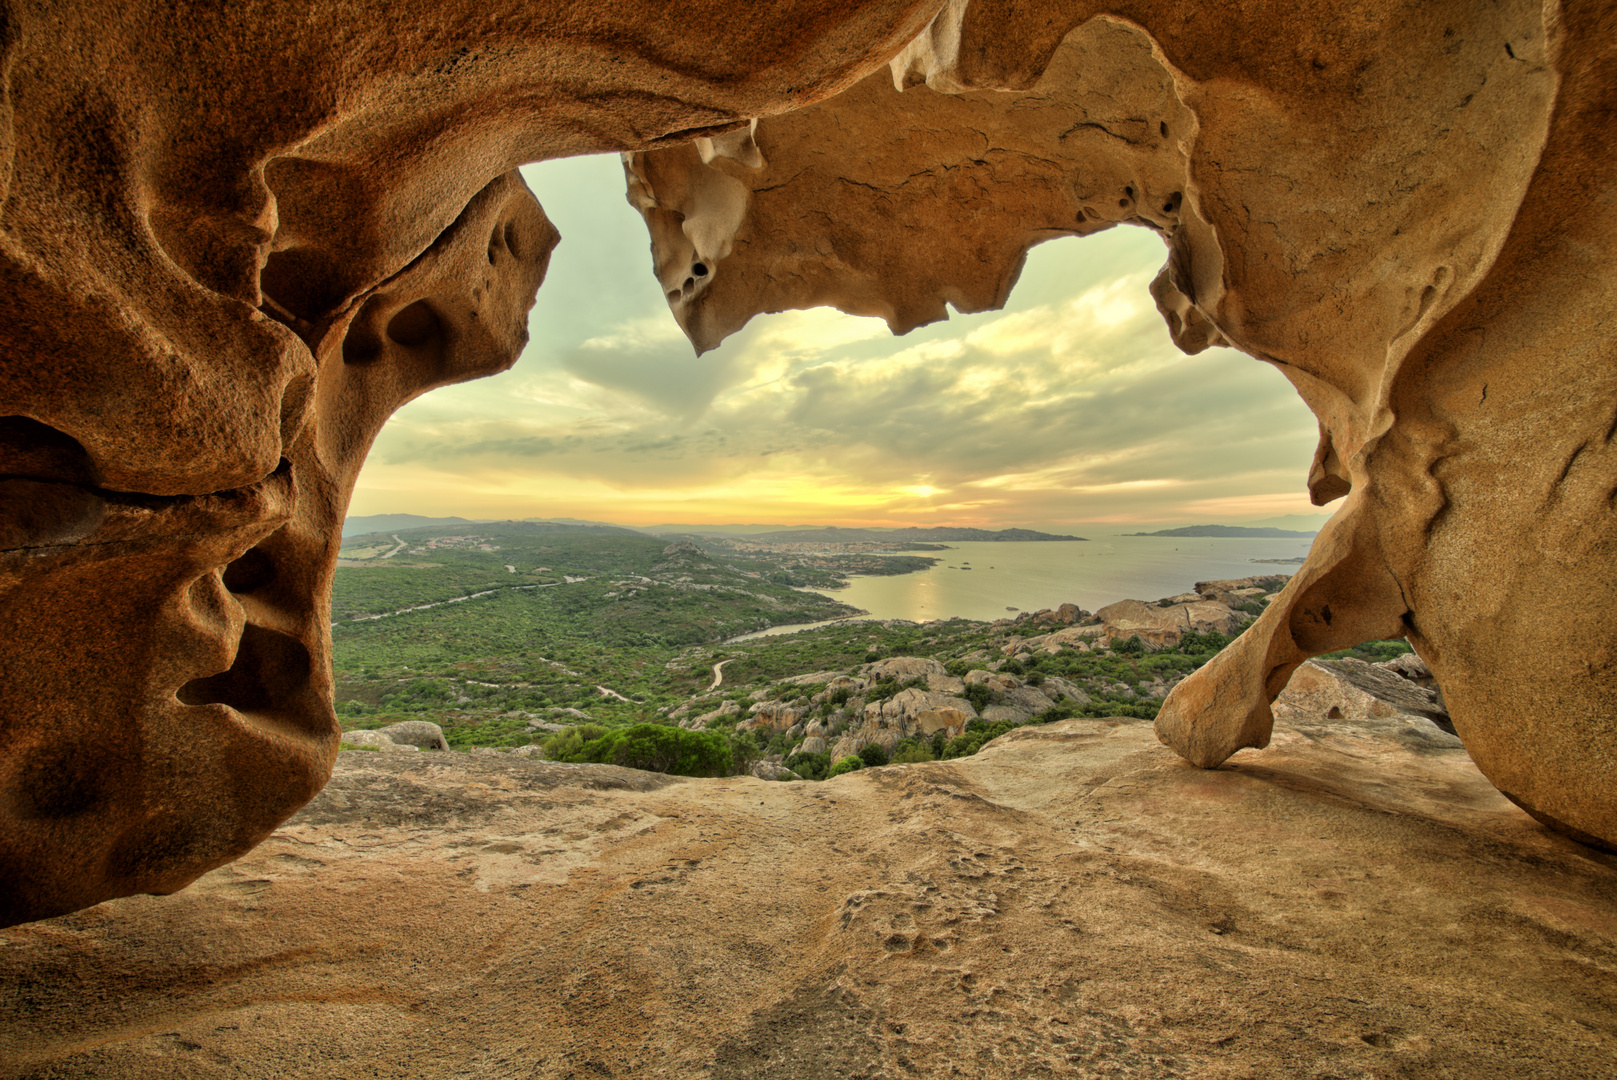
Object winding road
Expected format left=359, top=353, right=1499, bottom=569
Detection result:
left=708, top=658, right=734, bottom=691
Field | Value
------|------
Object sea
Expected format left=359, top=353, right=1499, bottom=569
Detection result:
left=730, top=533, right=1314, bottom=640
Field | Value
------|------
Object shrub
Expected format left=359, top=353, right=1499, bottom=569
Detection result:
left=828, top=686, right=852, bottom=707
left=941, top=717, right=1021, bottom=759
left=891, top=738, right=934, bottom=764
left=857, top=742, right=890, bottom=767
left=827, top=755, right=865, bottom=777
left=1178, top=630, right=1229, bottom=654
left=1114, top=635, right=1147, bottom=657
left=1001, top=658, right=1025, bottom=675
left=963, top=682, right=996, bottom=712
left=944, top=659, right=971, bottom=678
left=783, top=749, right=831, bottom=781
left=730, top=730, right=762, bottom=775
left=553, top=723, right=734, bottom=777
left=541, top=722, right=608, bottom=760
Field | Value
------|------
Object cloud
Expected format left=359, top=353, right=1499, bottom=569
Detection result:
left=357, top=156, right=1321, bottom=528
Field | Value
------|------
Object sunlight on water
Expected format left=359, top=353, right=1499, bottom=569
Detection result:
left=733, top=534, right=1312, bottom=639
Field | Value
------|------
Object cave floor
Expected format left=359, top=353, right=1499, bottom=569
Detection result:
left=3, top=716, right=1614, bottom=1079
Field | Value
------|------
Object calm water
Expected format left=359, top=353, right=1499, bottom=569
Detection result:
left=732, top=535, right=1313, bottom=640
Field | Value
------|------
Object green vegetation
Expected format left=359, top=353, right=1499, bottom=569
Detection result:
left=1322, top=639, right=1413, bottom=663
left=329, top=524, right=1407, bottom=781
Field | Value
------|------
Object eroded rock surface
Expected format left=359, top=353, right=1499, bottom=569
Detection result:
left=1, top=718, right=1612, bottom=1078
left=625, top=0, right=1617, bottom=849
left=0, top=0, right=947, bottom=925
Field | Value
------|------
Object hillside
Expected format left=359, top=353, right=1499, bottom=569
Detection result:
left=1126, top=524, right=1316, bottom=538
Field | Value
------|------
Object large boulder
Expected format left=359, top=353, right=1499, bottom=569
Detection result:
left=339, top=730, right=418, bottom=753
left=739, top=701, right=808, bottom=735
left=375, top=721, right=450, bottom=752
left=1094, top=598, right=1245, bottom=648
left=862, top=656, right=963, bottom=693
left=1274, top=658, right=1454, bottom=736
left=627, top=1, right=1617, bottom=852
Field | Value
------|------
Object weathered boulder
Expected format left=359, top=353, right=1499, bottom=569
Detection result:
left=338, top=731, right=417, bottom=753
left=683, top=700, right=741, bottom=730
left=797, top=736, right=829, bottom=757
left=739, top=701, right=808, bottom=735
left=832, top=687, right=978, bottom=758
left=0, top=0, right=947, bottom=925
left=862, top=656, right=962, bottom=693
left=625, top=0, right=1617, bottom=852
left=1274, top=658, right=1454, bottom=736
left=1039, top=676, right=1091, bottom=707
left=1095, top=598, right=1245, bottom=648
left=375, top=721, right=450, bottom=752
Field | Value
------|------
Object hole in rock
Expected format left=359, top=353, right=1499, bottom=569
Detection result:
left=177, top=623, right=326, bottom=737
left=1160, top=121, right=1168, bottom=137
left=1326, top=706, right=1344, bottom=719
left=693, top=262, right=708, bottom=277
left=0, top=416, right=97, bottom=486
left=386, top=300, right=443, bottom=348
left=222, top=547, right=275, bottom=595
left=503, top=221, right=521, bottom=260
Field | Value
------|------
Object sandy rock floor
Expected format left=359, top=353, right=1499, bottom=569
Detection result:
left=3, top=716, right=1614, bottom=1079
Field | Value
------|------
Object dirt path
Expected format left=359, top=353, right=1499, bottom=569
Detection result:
left=708, top=658, right=733, bottom=691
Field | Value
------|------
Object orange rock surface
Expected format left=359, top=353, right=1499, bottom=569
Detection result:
left=626, top=0, right=1617, bottom=850
left=1, top=719, right=1612, bottom=1078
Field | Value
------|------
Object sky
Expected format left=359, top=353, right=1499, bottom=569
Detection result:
left=349, top=154, right=1332, bottom=532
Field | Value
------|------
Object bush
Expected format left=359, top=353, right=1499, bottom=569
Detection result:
left=1323, top=638, right=1413, bottom=663
left=963, top=682, right=996, bottom=712
left=891, top=738, right=934, bottom=764
left=827, top=755, right=865, bottom=777
left=828, top=686, right=852, bottom=707
left=783, top=749, right=831, bottom=781
left=730, top=730, right=762, bottom=775
left=1178, top=630, right=1229, bottom=654
left=1001, top=658, right=1025, bottom=675
left=944, top=659, right=971, bottom=678
left=552, top=723, right=734, bottom=777
left=857, top=742, right=890, bottom=767
left=1114, top=635, right=1147, bottom=657
left=941, top=717, right=1021, bottom=759
left=541, top=722, right=608, bottom=760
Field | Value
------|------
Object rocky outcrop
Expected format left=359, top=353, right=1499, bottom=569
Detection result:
left=626, top=1, right=1617, bottom=852
left=0, top=0, right=950, bottom=924
left=831, top=687, right=977, bottom=759
left=1274, top=657, right=1454, bottom=735
left=1094, top=598, right=1246, bottom=648
left=3, top=0, right=1615, bottom=925
left=738, top=701, right=808, bottom=735
left=337, top=731, right=417, bottom=753
left=374, top=721, right=451, bottom=752
left=2, top=717, right=1611, bottom=1078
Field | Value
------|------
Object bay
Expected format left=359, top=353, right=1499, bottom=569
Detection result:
left=731, top=534, right=1313, bottom=640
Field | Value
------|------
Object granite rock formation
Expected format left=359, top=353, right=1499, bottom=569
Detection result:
left=2, top=718, right=1611, bottom=1078
left=0, top=0, right=946, bottom=926
left=626, top=0, right=1617, bottom=850
left=3, top=0, right=1615, bottom=927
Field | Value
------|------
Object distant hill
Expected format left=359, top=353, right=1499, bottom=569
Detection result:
left=342, top=514, right=485, bottom=538
left=1127, top=524, right=1316, bottom=538
left=746, top=526, right=1086, bottom=543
